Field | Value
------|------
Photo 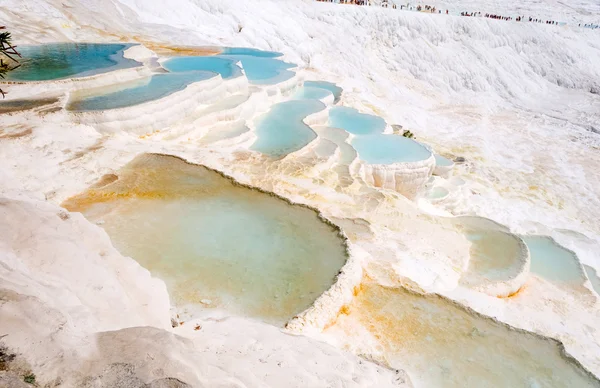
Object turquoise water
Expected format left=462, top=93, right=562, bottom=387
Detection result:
left=328, top=106, right=386, bottom=135
left=68, top=154, right=348, bottom=325
left=7, top=43, right=139, bottom=81
left=435, top=154, right=454, bottom=167
left=223, top=55, right=296, bottom=84
left=292, top=86, right=332, bottom=101
left=352, top=134, right=432, bottom=164
left=304, top=81, right=343, bottom=103
left=523, top=236, right=585, bottom=284
left=221, top=47, right=283, bottom=58
left=163, top=56, right=242, bottom=79
left=584, top=265, right=600, bottom=295
left=251, top=100, right=325, bottom=158
left=68, top=71, right=214, bottom=111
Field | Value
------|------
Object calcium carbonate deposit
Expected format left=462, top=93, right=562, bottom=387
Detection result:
left=1, top=0, right=599, bottom=387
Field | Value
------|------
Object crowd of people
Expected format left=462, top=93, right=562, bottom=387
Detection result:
left=315, top=0, right=598, bottom=29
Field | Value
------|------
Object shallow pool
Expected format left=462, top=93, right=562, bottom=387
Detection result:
left=67, top=71, right=214, bottom=111
left=328, top=106, right=386, bottom=135
left=162, top=56, right=242, bottom=79
left=522, top=236, right=586, bottom=284
left=352, top=135, right=432, bottom=164
left=251, top=100, right=325, bottom=158
left=63, top=154, right=348, bottom=325
left=427, top=187, right=449, bottom=200
left=435, top=154, right=454, bottom=167
left=223, top=55, right=296, bottom=84
left=304, top=81, right=343, bottom=103
left=291, top=86, right=332, bottom=101
left=328, top=281, right=600, bottom=388
left=7, top=43, right=139, bottom=81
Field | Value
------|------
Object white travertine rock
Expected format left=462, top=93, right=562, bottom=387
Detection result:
left=360, top=155, right=436, bottom=199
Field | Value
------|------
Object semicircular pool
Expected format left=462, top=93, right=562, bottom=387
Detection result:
left=221, top=47, right=283, bottom=58
left=304, top=81, right=343, bottom=103
left=435, top=154, right=454, bottom=167
left=62, top=154, right=348, bottom=325
left=352, top=134, right=432, bottom=164
left=7, top=43, right=140, bottom=81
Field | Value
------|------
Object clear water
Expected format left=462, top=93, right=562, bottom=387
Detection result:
left=435, top=154, right=454, bottom=167
left=251, top=100, right=325, bottom=158
left=328, top=106, right=386, bottom=135
left=523, top=236, right=585, bottom=284
left=222, top=55, right=296, bottom=85
left=352, top=134, right=432, bottom=164
left=7, top=43, right=139, bottom=81
left=67, top=71, right=214, bottom=111
left=63, top=154, right=348, bottom=325
left=329, top=282, right=600, bottom=388
left=584, top=265, right=600, bottom=295
left=162, top=56, right=242, bottom=79
left=304, top=81, right=343, bottom=103
left=427, top=187, right=449, bottom=199
left=291, top=86, right=332, bottom=101
left=221, top=47, right=283, bottom=58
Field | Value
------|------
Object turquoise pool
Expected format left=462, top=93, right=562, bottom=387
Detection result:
left=352, top=134, right=432, bottom=164
left=163, top=56, right=242, bottom=79
left=523, top=236, right=585, bottom=284
left=304, top=81, right=343, bottom=103
left=68, top=71, right=214, bottom=111
left=225, top=55, right=296, bottom=85
left=7, top=43, right=139, bottom=81
left=328, top=106, right=386, bottom=135
left=221, top=47, right=283, bottom=58
left=251, top=100, right=325, bottom=158
left=291, top=86, right=332, bottom=101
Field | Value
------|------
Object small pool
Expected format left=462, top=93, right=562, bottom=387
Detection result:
left=162, top=56, right=242, bottom=79
left=523, top=236, right=586, bottom=284
left=352, top=135, right=432, bottom=164
left=435, top=154, right=454, bottom=167
left=67, top=71, right=214, bottom=111
left=304, top=81, right=343, bottom=103
left=221, top=47, right=283, bottom=58
left=584, top=265, right=600, bottom=295
left=63, top=154, right=348, bottom=325
left=291, top=86, right=332, bottom=101
left=7, top=43, right=139, bottom=81
left=328, top=106, right=386, bottom=135
left=427, top=187, right=449, bottom=200
left=251, top=100, right=325, bottom=158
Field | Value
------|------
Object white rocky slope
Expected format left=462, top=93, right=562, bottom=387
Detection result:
left=1, top=0, right=600, bottom=386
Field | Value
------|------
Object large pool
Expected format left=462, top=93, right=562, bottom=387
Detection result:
left=6, top=43, right=139, bottom=81
left=352, top=134, right=432, bottom=164
left=221, top=47, right=283, bottom=58
left=63, top=154, right=348, bottom=325
left=251, top=100, right=325, bottom=158
left=67, top=71, right=214, bottom=111
left=328, top=281, right=600, bottom=388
